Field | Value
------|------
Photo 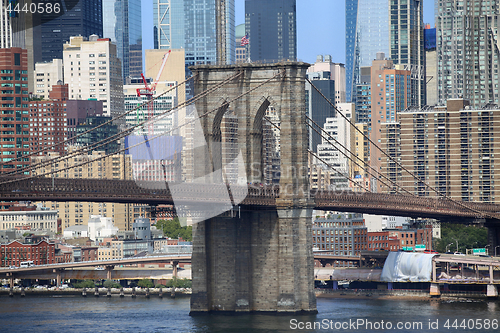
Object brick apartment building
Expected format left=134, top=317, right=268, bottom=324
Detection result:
left=0, top=240, right=55, bottom=267
left=367, top=226, right=433, bottom=252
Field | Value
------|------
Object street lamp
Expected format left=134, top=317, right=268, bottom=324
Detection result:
left=453, top=239, right=459, bottom=253
left=446, top=243, right=454, bottom=253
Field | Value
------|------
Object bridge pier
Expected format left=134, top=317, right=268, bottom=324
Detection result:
left=189, top=62, right=315, bottom=314
left=105, top=265, right=114, bottom=280
left=430, top=283, right=441, bottom=297
left=190, top=208, right=316, bottom=314
left=486, top=222, right=500, bottom=256
left=171, top=260, right=178, bottom=280
left=487, top=285, right=498, bottom=298
left=53, top=268, right=63, bottom=287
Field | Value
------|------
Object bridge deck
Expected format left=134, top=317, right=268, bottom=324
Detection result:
left=1, top=177, right=500, bottom=221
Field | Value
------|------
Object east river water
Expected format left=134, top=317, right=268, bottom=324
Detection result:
left=0, top=295, right=499, bottom=332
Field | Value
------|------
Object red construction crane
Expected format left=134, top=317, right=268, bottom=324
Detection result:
left=136, top=50, right=171, bottom=135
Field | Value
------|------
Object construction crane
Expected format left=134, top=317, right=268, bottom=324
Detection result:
left=136, top=50, right=171, bottom=135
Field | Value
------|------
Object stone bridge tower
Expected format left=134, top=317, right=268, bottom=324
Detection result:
left=188, top=62, right=317, bottom=314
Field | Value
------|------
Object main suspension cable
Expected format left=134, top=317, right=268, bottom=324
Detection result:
left=1, top=69, right=284, bottom=186
left=306, top=78, right=491, bottom=218
left=4, top=71, right=243, bottom=178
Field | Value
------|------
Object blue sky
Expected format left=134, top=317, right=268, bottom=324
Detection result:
left=142, top=0, right=435, bottom=66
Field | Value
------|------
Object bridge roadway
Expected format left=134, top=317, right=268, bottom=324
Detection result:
left=0, top=254, right=191, bottom=284
left=0, top=253, right=380, bottom=282
left=0, top=253, right=357, bottom=275
left=2, top=177, right=500, bottom=221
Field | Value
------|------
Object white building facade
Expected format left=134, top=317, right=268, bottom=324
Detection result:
left=88, top=215, right=119, bottom=241
left=63, top=35, right=124, bottom=121
left=124, top=80, right=178, bottom=136
left=307, top=55, right=346, bottom=104
left=316, top=103, right=354, bottom=175
left=0, top=205, right=58, bottom=233
left=33, top=59, right=64, bottom=100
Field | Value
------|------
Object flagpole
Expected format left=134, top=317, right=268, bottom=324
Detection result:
left=241, top=34, right=251, bottom=63
left=246, top=42, right=250, bottom=63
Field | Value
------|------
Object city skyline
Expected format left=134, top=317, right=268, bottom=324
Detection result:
left=141, top=0, right=435, bottom=65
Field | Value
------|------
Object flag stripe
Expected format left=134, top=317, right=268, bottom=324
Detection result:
left=240, top=34, right=249, bottom=46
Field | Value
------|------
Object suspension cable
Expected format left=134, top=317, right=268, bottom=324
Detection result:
left=1, top=74, right=197, bottom=169
left=308, top=150, right=370, bottom=192
left=305, top=115, right=414, bottom=196
left=306, top=78, right=492, bottom=218
left=4, top=71, right=243, bottom=178
left=263, top=116, right=369, bottom=192
left=1, top=69, right=284, bottom=186
left=306, top=118, right=402, bottom=195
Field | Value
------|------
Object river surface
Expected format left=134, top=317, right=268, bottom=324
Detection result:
left=0, top=295, right=499, bottom=332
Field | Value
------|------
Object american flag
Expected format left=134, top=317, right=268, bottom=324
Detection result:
left=240, top=34, right=249, bottom=46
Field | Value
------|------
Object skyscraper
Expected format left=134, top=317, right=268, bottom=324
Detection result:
left=436, top=0, right=499, bottom=108
left=37, top=0, right=103, bottom=63
left=346, top=0, right=424, bottom=106
left=153, top=0, right=235, bottom=65
left=245, top=0, right=296, bottom=63
left=63, top=35, right=123, bottom=121
left=370, top=52, right=411, bottom=192
left=389, top=0, right=425, bottom=107
left=0, top=1, right=36, bottom=93
left=345, top=0, right=390, bottom=102
left=0, top=48, right=29, bottom=174
left=424, top=26, right=437, bottom=106
left=305, top=70, right=336, bottom=153
left=103, top=0, right=142, bottom=82
left=308, top=55, right=346, bottom=105
left=381, top=98, right=500, bottom=203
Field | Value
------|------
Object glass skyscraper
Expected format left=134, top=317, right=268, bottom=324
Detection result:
left=103, top=0, right=143, bottom=81
left=346, top=0, right=424, bottom=106
left=153, top=0, right=234, bottom=65
left=345, top=0, right=390, bottom=102
left=245, top=0, right=297, bottom=63
left=36, top=0, right=103, bottom=63
left=389, top=0, right=425, bottom=107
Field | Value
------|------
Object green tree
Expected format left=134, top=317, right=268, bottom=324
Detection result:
left=155, top=218, right=192, bottom=242
left=73, top=280, right=96, bottom=288
left=103, top=280, right=121, bottom=288
left=137, top=279, right=154, bottom=288
left=166, top=278, right=192, bottom=288
left=435, top=224, right=488, bottom=253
